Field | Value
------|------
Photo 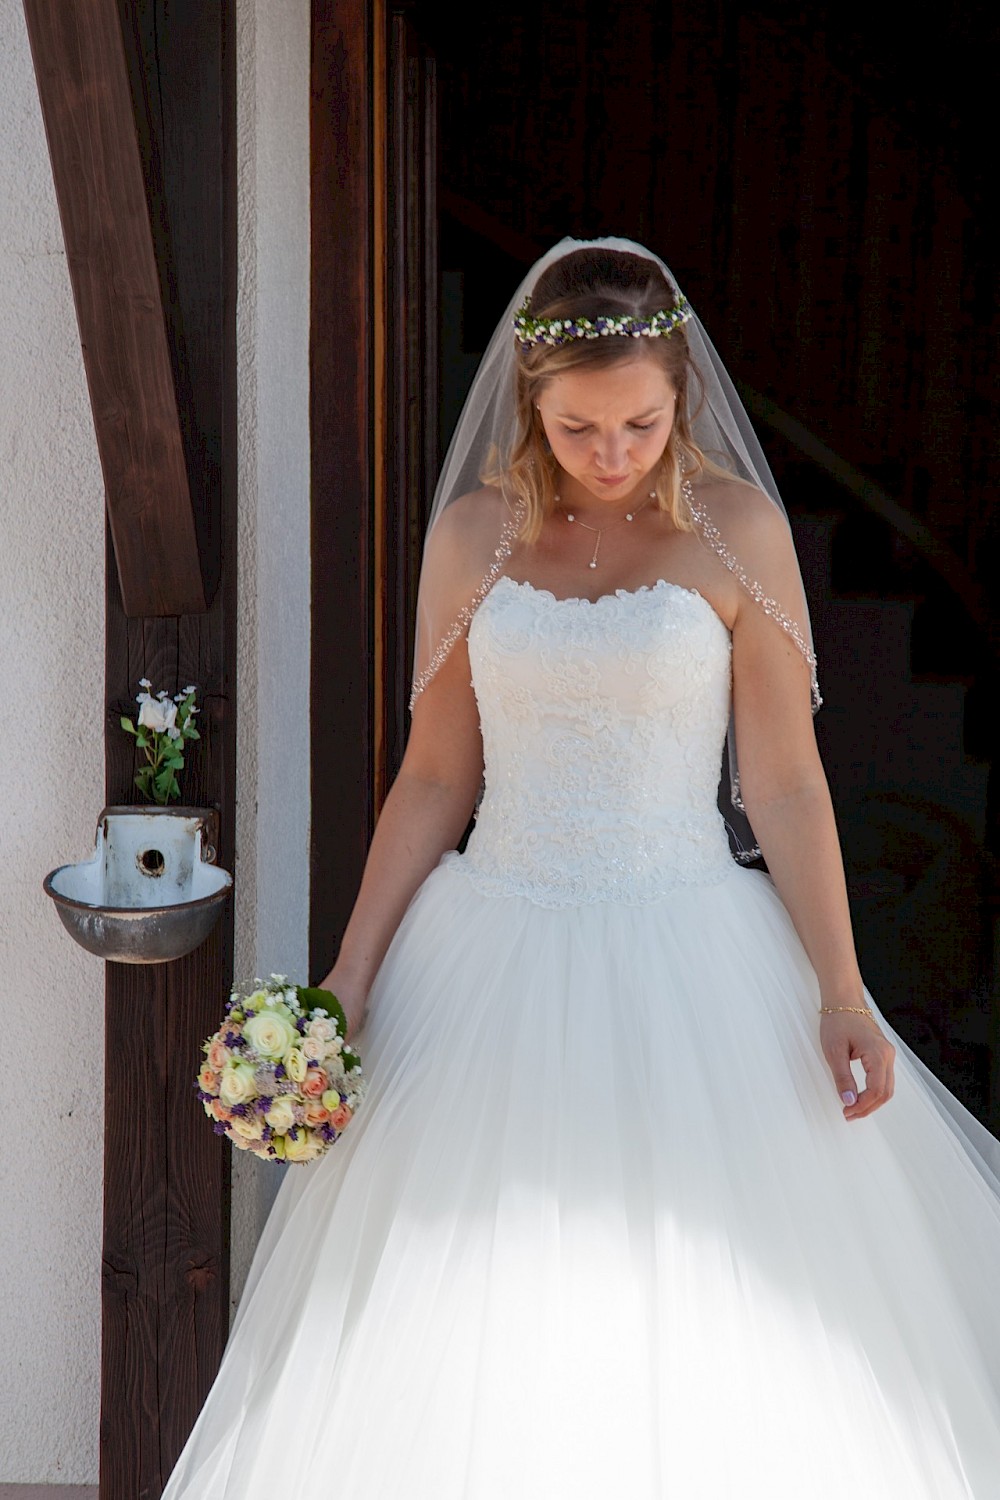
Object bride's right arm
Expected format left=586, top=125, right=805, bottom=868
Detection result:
left=316, top=635, right=484, bottom=1035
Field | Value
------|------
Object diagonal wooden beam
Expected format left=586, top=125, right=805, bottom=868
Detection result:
left=23, top=0, right=209, bottom=616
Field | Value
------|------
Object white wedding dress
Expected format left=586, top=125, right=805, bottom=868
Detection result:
left=164, top=575, right=1000, bottom=1498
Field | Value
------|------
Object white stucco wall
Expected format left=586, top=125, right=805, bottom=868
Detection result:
left=230, top=0, right=311, bottom=1311
left=0, top=2, right=106, bottom=1483
left=0, top=0, right=311, bottom=1479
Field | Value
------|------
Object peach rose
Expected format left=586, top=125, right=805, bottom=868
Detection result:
left=303, top=1101, right=331, bottom=1128
left=209, top=1100, right=233, bottom=1123
left=330, top=1104, right=353, bottom=1130
left=301, top=1067, right=329, bottom=1099
left=198, top=1065, right=218, bottom=1094
left=208, top=1039, right=231, bottom=1071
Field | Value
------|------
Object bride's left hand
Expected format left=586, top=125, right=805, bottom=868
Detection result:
left=819, top=1010, right=896, bottom=1120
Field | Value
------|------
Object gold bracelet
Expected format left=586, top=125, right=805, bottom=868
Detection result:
left=819, top=1005, right=880, bottom=1029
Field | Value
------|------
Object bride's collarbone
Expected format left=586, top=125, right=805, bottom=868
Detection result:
left=505, top=531, right=726, bottom=613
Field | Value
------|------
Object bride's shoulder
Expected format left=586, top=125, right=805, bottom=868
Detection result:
left=687, top=473, right=796, bottom=564
left=422, top=487, right=512, bottom=591
left=426, top=486, right=511, bottom=553
left=432, top=486, right=510, bottom=540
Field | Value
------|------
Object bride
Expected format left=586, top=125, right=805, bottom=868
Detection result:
left=162, top=238, right=1000, bottom=1497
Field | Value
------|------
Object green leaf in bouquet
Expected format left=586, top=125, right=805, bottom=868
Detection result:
left=297, top=984, right=348, bottom=1036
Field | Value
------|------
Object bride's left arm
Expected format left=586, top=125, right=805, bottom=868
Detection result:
left=725, top=496, right=895, bottom=1121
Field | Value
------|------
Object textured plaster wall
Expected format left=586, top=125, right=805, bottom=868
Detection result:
left=0, top=2, right=106, bottom=1484
left=0, top=0, right=310, bottom=1477
left=230, top=0, right=312, bottom=1313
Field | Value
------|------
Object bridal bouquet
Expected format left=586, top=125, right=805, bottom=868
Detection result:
left=196, top=976, right=367, bottom=1163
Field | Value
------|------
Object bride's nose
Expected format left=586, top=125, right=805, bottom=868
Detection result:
left=593, top=429, right=629, bottom=470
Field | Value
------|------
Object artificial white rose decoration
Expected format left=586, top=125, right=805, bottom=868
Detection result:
left=120, top=681, right=201, bottom=804
left=137, top=697, right=178, bottom=734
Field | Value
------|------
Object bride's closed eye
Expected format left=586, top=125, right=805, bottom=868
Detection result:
left=561, top=421, right=657, bottom=435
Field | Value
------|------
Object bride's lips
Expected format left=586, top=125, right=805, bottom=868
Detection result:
left=594, top=475, right=630, bottom=486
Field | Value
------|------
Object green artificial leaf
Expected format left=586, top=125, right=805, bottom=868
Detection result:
left=184, top=726, right=201, bottom=740
left=120, top=716, right=136, bottom=734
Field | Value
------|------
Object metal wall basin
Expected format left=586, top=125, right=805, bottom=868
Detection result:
left=44, top=806, right=233, bottom=963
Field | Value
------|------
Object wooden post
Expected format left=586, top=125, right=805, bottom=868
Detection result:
left=23, top=2, right=236, bottom=1494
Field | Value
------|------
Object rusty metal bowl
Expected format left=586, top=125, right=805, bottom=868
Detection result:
left=43, top=806, right=232, bottom=964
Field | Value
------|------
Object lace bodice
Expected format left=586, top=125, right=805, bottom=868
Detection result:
left=443, top=575, right=737, bottom=906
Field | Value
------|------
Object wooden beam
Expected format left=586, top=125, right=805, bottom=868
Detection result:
left=23, top=0, right=211, bottom=616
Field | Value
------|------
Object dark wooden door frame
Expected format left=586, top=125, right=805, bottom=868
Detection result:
left=309, top=0, right=439, bottom=981
left=309, top=0, right=379, bottom=979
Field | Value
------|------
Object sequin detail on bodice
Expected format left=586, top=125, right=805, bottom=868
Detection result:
left=442, top=576, right=737, bottom=907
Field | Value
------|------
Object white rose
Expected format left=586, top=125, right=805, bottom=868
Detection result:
left=244, top=1008, right=299, bottom=1060
left=302, top=1037, right=324, bottom=1061
left=307, top=1017, right=336, bottom=1043
left=219, top=1061, right=257, bottom=1107
left=264, top=1096, right=297, bottom=1134
left=323, top=1051, right=346, bottom=1081
left=229, top=1114, right=264, bottom=1142
left=284, top=1130, right=321, bottom=1163
left=138, top=697, right=178, bottom=734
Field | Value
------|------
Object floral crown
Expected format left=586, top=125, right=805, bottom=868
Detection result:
left=513, top=293, right=692, bottom=349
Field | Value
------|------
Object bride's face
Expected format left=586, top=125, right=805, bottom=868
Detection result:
left=535, top=354, right=676, bottom=505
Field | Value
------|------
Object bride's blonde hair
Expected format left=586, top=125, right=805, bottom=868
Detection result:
left=484, top=248, right=733, bottom=543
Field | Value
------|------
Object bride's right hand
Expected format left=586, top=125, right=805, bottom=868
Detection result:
left=316, top=966, right=370, bottom=1041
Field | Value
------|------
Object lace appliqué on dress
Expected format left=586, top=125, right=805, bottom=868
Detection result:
left=446, top=577, right=737, bottom=908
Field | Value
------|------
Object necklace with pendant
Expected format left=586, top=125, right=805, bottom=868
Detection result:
left=556, top=490, right=656, bottom=569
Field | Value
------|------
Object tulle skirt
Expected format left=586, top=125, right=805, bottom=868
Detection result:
left=162, top=860, right=1000, bottom=1498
